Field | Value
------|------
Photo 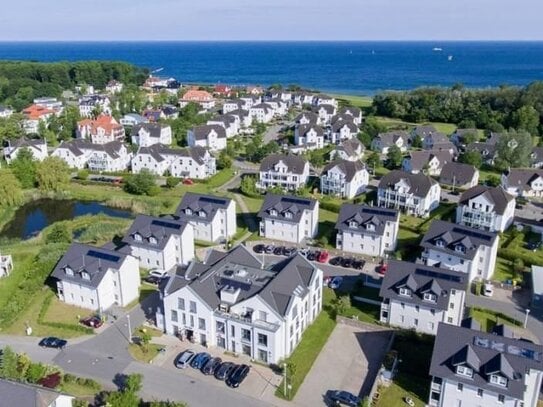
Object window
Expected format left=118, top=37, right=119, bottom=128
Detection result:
left=270, top=209, right=277, bottom=216
left=498, top=395, right=505, bottom=404
left=241, top=328, right=251, bottom=342
left=349, top=221, right=358, bottom=228
left=198, top=211, right=206, bottom=218
left=189, top=315, right=194, bottom=327
left=457, top=383, right=463, bottom=392
left=414, top=318, right=418, bottom=326
left=285, top=212, right=292, bottom=219
left=451, top=289, right=456, bottom=295
left=185, top=208, right=192, bottom=215
left=134, top=233, right=142, bottom=241
left=258, top=333, right=268, bottom=347
left=490, top=374, right=507, bottom=387
left=415, top=306, right=420, bottom=312
left=449, top=302, right=455, bottom=309
left=198, top=318, right=206, bottom=330
left=436, top=240, right=445, bottom=248
left=189, top=301, right=197, bottom=313
left=178, top=298, right=185, bottom=310
left=447, top=317, right=453, bottom=323
left=149, top=236, right=157, bottom=245
left=428, top=322, right=434, bottom=330
left=259, top=310, right=268, bottom=322
left=456, top=365, right=473, bottom=378
left=81, top=271, right=90, bottom=280
left=171, top=310, right=178, bottom=323
left=423, top=293, right=437, bottom=302
left=430, top=309, right=435, bottom=315
left=231, top=325, right=235, bottom=337
left=399, top=287, right=411, bottom=297
left=182, top=313, right=186, bottom=325
left=65, top=266, right=74, bottom=276
left=477, top=388, right=483, bottom=398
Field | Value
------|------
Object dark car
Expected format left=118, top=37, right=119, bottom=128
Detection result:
left=201, top=357, right=222, bottom=375
left=352, top=259, right=364, bottom=270
left=274, top=246, right=285, bottom=256
left=526, top=241, right=542, bottom=251
left=265, top=245, right=275, bottom=254
left=329, top=256, right=343, bottom=266
left=144, top=275, right=162, bottom=285
left=341, top=257, right=353, bottom=268
left=283, top=247, right=297, bottom=256
left=174, top=350, right=195, bottom=369
left=253, top=244, right=266, bottom=254
left=327, top=390, right=361, bottom=407
left=39, top=337, right=67, bottom=349
left=190, top=352, right=211, bottom=369
left=215, top=362, right=237, bottom=380
left=226, top=364, right=250, bottom=388
left=80, top=315, right=103, bottom=329
left=307, top=251, right=318, bottom=261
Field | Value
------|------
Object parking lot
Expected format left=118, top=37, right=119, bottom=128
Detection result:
left=294, top=320, right=393, bottom=407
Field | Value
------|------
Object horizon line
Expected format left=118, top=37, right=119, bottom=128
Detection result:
left=1, top=39, right=543, bottom=43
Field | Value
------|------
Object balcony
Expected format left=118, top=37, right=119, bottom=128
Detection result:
left=431, top=381, right=441, bottom=392
left=214, top=310, right=280, bottom=332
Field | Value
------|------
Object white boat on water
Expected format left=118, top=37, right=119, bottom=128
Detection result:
left=448, top=55, right=453, bottom=61
left=433, top=47, right=443, bottom=52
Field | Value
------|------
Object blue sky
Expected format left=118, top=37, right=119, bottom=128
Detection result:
left=1, top=0, right=542, bottom=41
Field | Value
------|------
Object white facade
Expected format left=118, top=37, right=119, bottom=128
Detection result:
left=320, top=163, right=369, bottom=199
left=336, top=217, right=399, bottom=257
left=294, top=125, right=324, bottom=151
left=259, top=203, right=319, bottom=244
left=52, top=141, right=132, bottom=172
left=258, top=157, right=310, bottom=191
left=249, top=104, right=274, bottom=123
left=4, top=139, right=48, bottom=164
left=187, top=127, right=227, bottom=152
left=456, top=192, right=515, bottom=232
left=501, top=170, right=543, bottom=198
left=131, top=125, right=172, bottom=147
left=78, top=95, right=112, bottom=118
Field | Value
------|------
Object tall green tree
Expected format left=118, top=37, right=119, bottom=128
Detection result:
left=124, top=170, right=159, bottom=196
left=494, top=130, right=533, bottom=170
left=459, top=150, right=483, bottom=169
left=0, top=170, right=23, bottom=206
left=511, top=105, right=540, bottom=136
left=35, top=156, right=71, bottom=191
left=386, top=145, right=403, bottom=169
left=10, top=148, right=37, bottom=189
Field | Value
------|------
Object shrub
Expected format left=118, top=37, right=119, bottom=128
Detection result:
left=165, top=176, right=179, bottom=188
left=77, top=169, right=89, bottom=180
left=38, top=372, right=62, bottom=389
left=26, top=362, right=48, bottom=383
left=45, top=223, right=72, bottom=244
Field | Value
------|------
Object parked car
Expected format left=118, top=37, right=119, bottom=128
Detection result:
left=341, top=257, right=353, bottom=268
left=202, top=357, right=222, bottom=375
left=183, top=178, right=194, bottom=185
left=377, top=263, right=388, bottom=275
left=326, top=390, right=361, bottom=407
left=80, top=316, right=103, bottom=329
left=144, top=275, right=162, bottom=285
left=215, top=362, right=237, bottom=381
left=298, top=248, right=309, bottom=257
left=483, top=283, right=494, bottom=297
left=307, top=251, right=318, bottom=261
left=265, top=245, right=275, bottom=254
left=149, top=269, right=167, bottom=279
left=174, top=350, right=195, bottom=369
left=329, top=276, right=344, bottom=289
left=274, top=246, right=285, bottom=256
left=226, top=364, right=250, bottom=388
left=526, top=241, right=542, bottom=251
left=352, top=259, right=364, bottom=270
left=190, top=352, right=211, bottom=369
left=283, top=247, right=296, bottom=256
left=317, top=251, right=329, bottom=263
left=329, top=256, right=343, bottom=266
left=253, top=244, right=266, bottom=254
left=39, top=337, right=67, bottom=349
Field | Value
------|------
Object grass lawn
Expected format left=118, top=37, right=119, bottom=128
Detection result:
left=241, top=195, right=264, bottom=213
left=375, top=381, right=425, bottom=407
left=352, top=285, right=381, bottom=302
left=324, top=288, right=380, bottom=324
left=43, top=297, right=93, bottom=325
left=60, top=381, right=101, bottom=398
left=330, top=94, right=373, bottom=108
left=315, top=208, right=339, bottom=249
left=396, top=227, right=422, bottom=262
left=493, top=257, right=520, bottom=283
left=128, top=343, right=163, bottom=363
left=124, top=285, right=157, bottom=310
left=374, top=116, right=460, bottom=135
left=469, top=307, right=522, bottom=333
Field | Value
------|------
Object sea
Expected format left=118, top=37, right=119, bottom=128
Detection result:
left=0, top=41, right=542, bottom=95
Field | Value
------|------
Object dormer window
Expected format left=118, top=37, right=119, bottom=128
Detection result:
left=149, top=236, right=158, bottom=245
left=366, top=223, right=375, bottom=231
left=423, top=293, right=437, bottom=302
left=185, top=208, right=192, bottom=215
left=436, top=239, right=445, bottom=248
left=399, top=287, right=411, bottom=297
left=455, top=245, right=466, bottom=253
left=490, top=374, right=507, bottom=387
left=81, top=271, right=90, bottom=281
left=198, top=211, right=206, bottom=218
left=349, top=221, right=358, bottom=229
left=134, top=233, right=142, bottom=242
left=65, top=266, right=74, bottom=276
left=285, top=211, right=292, bottom=219
left=270, top=209, right=277, bottom=216
left=456, top=365, right=473, bottom=378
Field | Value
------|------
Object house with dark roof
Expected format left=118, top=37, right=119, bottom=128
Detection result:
left=130, top=123, right=172, bottom=147
left=439, top=162, right=479, bottom=190
left=428, top=323, right=543, bottom=407
left=207, top=114, right=240, bottom=138
left=4, top=137, right=48, bottom=164
left=379, top=261, right=467, bottom=334
left=456, top=186, right=515, bottom=232
left=531, top=147, right=543, bottom=169
left=187, top=124, right=227, bottom=152
left=329, top=139, right=364, bottom=162
left=0, top=379, right=75, bottom=407
left=501, top=169, right=543, bottom=198
left=258, top=154, right=310, bottom=191
left=402, top=150, right=454, bottom=176
left=226, top=108, right=252, bottom=129
left=421, top=132, right=450, bottom=150
left=320, top=160, right=369, bottom=199
left=330, top=120, right=359, bottom=144
left=258, top=194, right=319, bottom=243
left=249, top=103, right=274, bottom=123
left=122, top=215, right=194, bottom=270
left=51, top=243, right=140, bottom=311
left=294, top=111, right=319, bottom=125
left=52, top=139, right=132, bottom=172
left=335, top=204, right=399, bottom=256
left=159, top=245, right=323, bottom=364
left=314, top=94, right=337, bottom=108
left=222, top=99, right=244, bottom=114
left=312, top=104, right=336, bottom=125
left=412, top=125, right=438, bottom=139
left=175, top=193, right=236, bottom=243
left=338, top=106, right=363, bottom=124
left=420, top=220, right=499, bottom=282
left=377, top=170, right=441, bottom=217
left=120, top=113, right=147, bottom=127
left=293, top=124, right=324, bottom=152
left=371, top=131, right=410, bottom=154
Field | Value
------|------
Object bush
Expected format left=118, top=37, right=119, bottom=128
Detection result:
left=26, top=362, right=48, bottom=383
left=77, top=169, right=89, bottom=180
left=45, top=223, right=72, bottom=244
left=123, top=170, right=157, bottom=196
left=165, top=176, right=179, bottom=188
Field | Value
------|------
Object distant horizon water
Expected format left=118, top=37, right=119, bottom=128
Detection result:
left=0, top=41, right=542, bottom=95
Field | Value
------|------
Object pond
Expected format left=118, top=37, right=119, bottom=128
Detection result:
left=1, top=199, right=133, bottom=240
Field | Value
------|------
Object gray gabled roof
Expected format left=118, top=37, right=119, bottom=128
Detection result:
left=258, top=194, right=317, bottom=224
left=0, top=379, right=71, bottom=407
left=335, top=203, right=399, bottom=236
left=122, top=214, right=190, bottom=251
left=430, top=323, right=543, bottom=399
left=331, top=120, right=359, bottom=133
left=259, top=154, right=308, bottom=175
left=136, top=144, right=209, bottom=165
left=412, top=125, right=438, bottom=137
left=439, top=162, right=478, bottom=187
left=405, top=150, right=453, bottom=172
left=8, top=137, right=46, bottom=150
left=312, top=104, right=335, bottom=114
left=297, top=124, right=324, bottom=138
left=51, top=243, right=129, bottom=289
left=131, top=122, right=169, bottom=138
left=420, top=220, right=498, bottom=260
left=459, top=186, right=514, bottom=215
left=190, top=124, right=226, bottom=140
left=175, top=193, right=232, bottom=224
left=294, top=111, right=319, bottom=124
left=335, top=139, right=363, bottom=157
left=374, top=131, right=410, bottom=147
left=378, top=170, right=438, bottom=197
left=504, top=169, right=543, bottom=191
left=322, top=160, right=366, bottom=182
left=379, top=260, right=467, bottom=311
left=339, top=106, right=362, bottom=117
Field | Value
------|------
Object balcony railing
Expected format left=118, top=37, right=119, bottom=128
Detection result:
left=213, top=310, right=280, bottom=332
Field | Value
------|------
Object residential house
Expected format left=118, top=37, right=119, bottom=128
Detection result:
left=267, top=90, right=292, bottom=103
left=52, top=139, right=132, bottom=172
left=0, top=252, right=13, bottom=278
left=175, top=193, right=236, bottom=243
left=214, top=84, right=233, bottom=97
left=249, top=103, right=274, bottom=123
left=422, top=132, right=450, bottom=150
left=120, top=113, right=147, bottom=127
left=222, top=100, right=244, bottom=114
left=22, top=104, right=54, bottom=134
left=293, top=124, right=324, bottom=152
left=501, top=169, right=543, bottom=198
left=179, top=89, right=215, bottom=110
left=338, top=106, right=363, bottom=125
left=207, top=115, right=240, bottom=138
left=122, top=215, right=194, bottom=270
left=450, top=128, right=479, bottom=149
left=467, top=142, right=498, bottom=166
left=294, top=111, right=319, bottom=125
left=456, top=186, right=515, bottom=232
left=439, top=162, right=479, bottom=190
left=320, top=160, right=369, bottom=199
left=142, top=109, right=166, bottom=122
left=4, top=137, right=48, bottom=164
left=51, top=243, right=140, bottom=311
left=379, top=261, right=467, bottom=334
left=77, top=115, right=125, bottom=145
left=258, top=194, right=319, bottom=244
left=257, top=154, right=309, bottom=191
left=264, top=99, right=288, bottom=117
left=161, top=105, right=178, bottom=119
left=227, top=109, right=252, bottom=129
left=329, top=139, right=364, bottom=162
left=33, top=97, right=63, bottom=112
left=105, top=80, right=123, bottom=94
left=312, top=104, right=336, bottom=125
left=293, top=92, right=315, bottom=106
left=0, top=379, right=75, bottom=407
left=377, top=170, right=441, bottom=217
left=531, top=147, right=543, bottom=168
left=428, top=322, right=543, bottom=407
left=330, top=120, right=359, bottom=144
left=335, top=204, right=399, bottom=257
left=420, top=220, right=499, bottom=282
left=0, top=105, right=14, bottom=118
left=402, top=150, right=453, bottom=176
left=187, top=125, right=227, bottom=152
left=143, top=76, right=178, bottom=91
left=314, top=94, right=337, bottom=108
left=412, top=125, right=438, bottom=139
left=246, top=85, right=263, bottom=95
left=158, top=245, right=323, bottom=364
left=78, top=95, right=111, bottom=118
left=371, top=131, right=410, bottom=154
left=239, top=96, right=261, bottom=110
left=131, top=123, right=172, bottom=147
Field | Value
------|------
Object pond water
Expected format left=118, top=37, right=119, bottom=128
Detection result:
left=1, top=199, right=133, bottom=240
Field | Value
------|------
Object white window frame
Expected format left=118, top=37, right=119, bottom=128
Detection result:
left=456, top=365, right=473, bottom=378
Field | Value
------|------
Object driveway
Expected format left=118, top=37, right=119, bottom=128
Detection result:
left=294, top=320, right=392, bottom=407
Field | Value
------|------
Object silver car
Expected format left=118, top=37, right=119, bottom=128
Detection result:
left=175, top=350, right=195, bottom=369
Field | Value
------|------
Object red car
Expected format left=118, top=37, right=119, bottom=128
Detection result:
left=80, top=316, right=104, bottom=329
left=377, top=263, right=388, bottom=275
left=183, top=178, right=194, bottom=185
left=317, top=251, right=329, bottom=263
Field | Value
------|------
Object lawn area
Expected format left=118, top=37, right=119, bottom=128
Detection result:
left=375, top=381, right=425, bottom=407
left=469, top=307, right=522, bottom=333
left=374, top=116, right=460, bottom=135
left=203, top=168, right=235, bottom=188
left=275, top=309, right=336, bottom=400
left=352, top=284, right=381, bottom=302
left=324, top=288, right=380, bottom=324
left=396, top=227, right=422, bottom=262
left=128, top=343, right=163, bottom=363
left=241, top=195, right=264, bottom=213
left=316, top=208, right=339, bottom=248
left=330, top=94, right=373, bottom=109
left=124, top=285, right=157, bottom=310
left=43, top=296, right=93, bottom=325
left=60, top=381, right=101, bottom=398
left=493, top=257, right=520, bottom=284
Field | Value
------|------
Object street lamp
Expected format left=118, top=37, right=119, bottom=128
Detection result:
left=524, top=309, right=530, bottom=329
left=283, top=363, right=287, bottom=398
left=127, top=314, right=132, bottom=343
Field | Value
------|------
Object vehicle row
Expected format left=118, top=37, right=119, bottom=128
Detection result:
left=175, top=350, right=250, bottom=388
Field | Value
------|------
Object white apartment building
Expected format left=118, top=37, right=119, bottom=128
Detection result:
left=122, top=215, right=194, bottom=270
left=294, top=111, right=319, bottom=125
left=52, top=139, right=132, bottom=172
left=293, top=124, right=324, bottom=152
left=329, top=139, right=365, bottom=162
left=420, top=220, right=499, bottom=282
left=379, top=261, right=467, bottom=335
left=456, top=186, right=515, bottom=232
left=335, top=204, right=399, bottom=257
left=312, top=104, right=336, bottom=125
left=377, top=170, right=441, bottom=217
left=175, top=193, right=236, bottom=243
left=187, top=125, right=227, bottom=152
left=338, top=106, right=363, bottom=125
left=371, top=131, right=410, bottom=154
left=428, top=323, right=543, bottom=407
left=320, top=160, right=369, bottom=199
left=222, top=100, right=244, bottom=114
left=501, top=169, right=543, bottom=198
left=130, top=123, right=172, bottom=147
left=51, top=243, right=140, bottom=311
left=158, top=245, right=323, bottom=364
left=207, top=115, right=240, bottom=138
left=402, top=150, right=453, bottom=176
left=78, top=95, right=112, bottom=117
left=4, top=137, right=48, bottom=164
left=257, top=194, right=319, bottom=244
left=330, top=120, right=359, bottom=144
left=249, top=103, right=274, bottom=123
left=257, top=154, right=309, bottom=191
